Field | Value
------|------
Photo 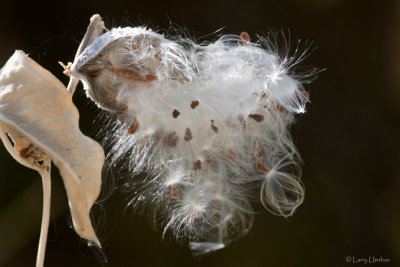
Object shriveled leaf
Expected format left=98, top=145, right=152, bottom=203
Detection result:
left=0, top=50, right=104, bottom=247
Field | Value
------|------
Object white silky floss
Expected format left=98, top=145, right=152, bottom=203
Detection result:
left=71, top=24, right=313, bottom=254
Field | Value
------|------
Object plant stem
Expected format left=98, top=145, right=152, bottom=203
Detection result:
left=36, top=159, right=51, bottom=267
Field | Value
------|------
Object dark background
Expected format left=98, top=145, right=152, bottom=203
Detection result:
left=0, top=0, right=399, bottom=266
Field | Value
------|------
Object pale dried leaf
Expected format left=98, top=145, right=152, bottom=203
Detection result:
left=0, top=50, right=104, bottom=247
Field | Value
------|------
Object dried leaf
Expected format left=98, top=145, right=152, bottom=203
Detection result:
left=0, top=50, right=104, bottom=247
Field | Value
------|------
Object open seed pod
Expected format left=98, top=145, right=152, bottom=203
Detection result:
left=0, top=51, right=105, bottom=262
left=70, top=26, right=195, bottom=114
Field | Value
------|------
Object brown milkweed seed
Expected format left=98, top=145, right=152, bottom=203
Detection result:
left=172, top=109, right=180, bottom=118
left=127, top=119, right=139, bottom=134
left=193, top=160, right=202, bottom=170
left=170, top=185, right=180, bottom=199
left=249, top=113, right=264, bottom=122
left=256, top=161, right=269, bottom=174
left=190, top=100, right=199, bottom=109
left=184, top=128, right=193, bottom=141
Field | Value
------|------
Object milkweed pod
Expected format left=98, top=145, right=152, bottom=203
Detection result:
left=0, top=50, right=104, bottom=247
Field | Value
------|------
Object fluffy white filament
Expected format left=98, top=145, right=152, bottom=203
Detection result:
left=71, top=26, right=314, bottom=254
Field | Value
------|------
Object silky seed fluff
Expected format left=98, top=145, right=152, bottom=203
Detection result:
left=71, top=25, right=317, bottom=255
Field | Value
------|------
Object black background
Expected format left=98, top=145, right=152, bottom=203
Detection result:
left=0, top=0, right=399, bottom=266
